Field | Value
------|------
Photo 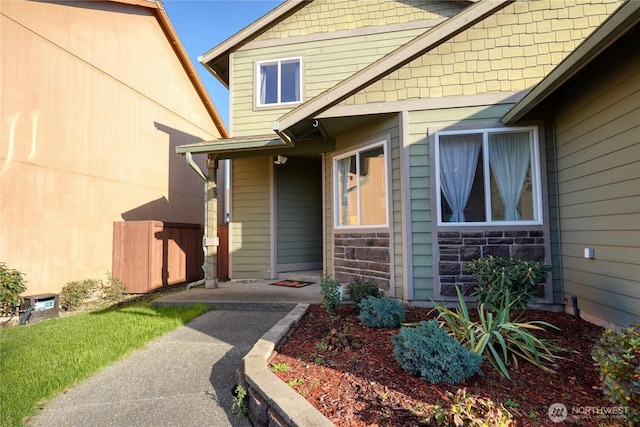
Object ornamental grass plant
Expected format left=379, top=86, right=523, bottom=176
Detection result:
left=434, top=287, right=564, bottom=380
left=0, top=299, right=210, bottom=427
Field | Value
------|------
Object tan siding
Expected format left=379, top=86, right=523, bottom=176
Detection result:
left=230, top=157, right=272, bottom=278
left=0, top=1, right=220, bottom=294
left=554, top=36, right=640, bottom=327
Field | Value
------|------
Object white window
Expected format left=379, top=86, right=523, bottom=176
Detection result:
left=334, top=141, right=389, bottom=227
left=435, top=127, right=542, bottom=225
left=256, top=57, right=301, bottom=106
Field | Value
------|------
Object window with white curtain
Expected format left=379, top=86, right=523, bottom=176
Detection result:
left=435, top=127, right=542, bottom=225
left=256, top=57, right=301, bottom=107
left=334, top=141, right=388, bottom=227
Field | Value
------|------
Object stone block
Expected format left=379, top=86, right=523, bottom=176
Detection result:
left=439, top=262, right=460, bottom=276
left=483, top=245, right=510, bottom=258
left=440, top=254, right=459, bottom=262
left=505, top=230, right=528, bottom=237
left=268, top=407, right=291, bottom=427
left=460, top=246, right=481, bottom=261
left=440, top=283, right=460, bottom=296
left=488, top=238, right=514, bottom=245
left=512, top=245, right=545, bottom=262
left=248, top=387, right=270, bottom=427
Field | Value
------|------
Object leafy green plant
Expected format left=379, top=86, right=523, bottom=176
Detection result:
left=287, top=378, right=304, bottom=387
left=269, top=363, right=290, bottom=372
left=320, top=272, right=341, bottom=316
left=100, top=272, right=128, bottom=302
left=392, top=319, right=483, bottom=384
left=433, top=388, right=514, bottom=426
left=434, top=287, right=564, bottom=380
left=346, top=277, right=384, bottom=304
left=59, top=278, right=101, bottom=311
left=0, top=263, right=28, bottom=316
left=465, top=255, right=550, bottom=310
left=592, top=324, right=640, bottom=425
left=231, top=385, right=248, bottom=418
left=358, top=296, right=405, bottom=328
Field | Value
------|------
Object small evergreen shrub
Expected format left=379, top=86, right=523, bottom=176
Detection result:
left=0, top=262, right=28, bottom=316
left=320, top=272, right=341, bottom=316
left=358, top=296, right=405, bottom=328
left=465, top=255, right=550, bottom=311
left=392, top=320, right=483, bottom=384
left=346, top=277, right=384, bottom=304
left=592, top=324, right=640, bottom=425
left=433, top=388, right=514, bottom=426
left=60, top=279, right=100, bottom=311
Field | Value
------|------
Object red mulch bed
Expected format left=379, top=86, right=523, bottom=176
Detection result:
left=270, top=304, right=623, bottom=426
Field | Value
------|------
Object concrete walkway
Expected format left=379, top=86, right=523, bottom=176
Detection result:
left=29, top=277, right=323, bottom=427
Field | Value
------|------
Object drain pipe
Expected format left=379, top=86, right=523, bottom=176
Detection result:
left=184, top=152, right=217, bottom=290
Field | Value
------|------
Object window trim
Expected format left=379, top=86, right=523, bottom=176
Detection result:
left=255, top=56, right=303, bottom=108
left=434, top=126, right=543, bottom=226
left=333, top=139, right=390, bottom=229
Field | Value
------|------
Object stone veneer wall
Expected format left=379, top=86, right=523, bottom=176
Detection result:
left=334, top=232, right=390, bottom=290
left=438, top=230, right=545, bottom=297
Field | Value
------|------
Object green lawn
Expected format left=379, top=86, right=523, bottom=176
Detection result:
left=0, top=300, right=211, bottom=427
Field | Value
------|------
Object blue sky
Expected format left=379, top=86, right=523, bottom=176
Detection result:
left=163, top=1, right=285, bottom=129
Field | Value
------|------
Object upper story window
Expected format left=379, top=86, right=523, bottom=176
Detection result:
left=334, top=140, right=389, bottom=228
left=256, top=57, right=302, bottom=107
left=435, top=127, right=542, bottom=225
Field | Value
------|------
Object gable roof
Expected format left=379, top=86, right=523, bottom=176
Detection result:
left=274, top=0, right=514, bottom=143
left=111, top=0, right=228, bottom=137
left=199, top=0, right=307, bottom=88
left=502, top=0, right=640, bottom=124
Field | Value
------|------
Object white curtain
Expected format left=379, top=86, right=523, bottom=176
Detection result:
left=290, top=60, right=300, bottom=102
left=488, top=132, right=530, bottom=221
left=338, top=157, right=352, bottom=225
left=439, top=134, right=482, bottom=222
left=259, top=65, right=267, bottom=104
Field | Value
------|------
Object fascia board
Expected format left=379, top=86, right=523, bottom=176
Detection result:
left=175, top=135, right=289, bottom=155
left=199, top=0, right=308, bottom=67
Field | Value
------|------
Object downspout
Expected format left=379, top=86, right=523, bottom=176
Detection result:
left=184, top=152, right=217, bottom=290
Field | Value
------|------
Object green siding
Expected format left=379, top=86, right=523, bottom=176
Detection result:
left=276, top=157, right=323, bottom=267
left=552, top=35, right=639, bottom=327
left=326, top=115, right=401, bottom=295
left=407, top=104, right=519, bottom=298
left=231, top=157, right=272, bottom=279
left=232, top=27, right=428, bottom=136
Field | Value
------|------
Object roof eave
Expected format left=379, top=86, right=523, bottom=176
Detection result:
left=151, top=2, right=229, bottom=137
left=199, top=0, right=308, bottom=86
left=502, top=0, right=640, bottom=124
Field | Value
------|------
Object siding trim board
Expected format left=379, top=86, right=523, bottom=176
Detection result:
left=318, top=90, right=527, bottom=119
